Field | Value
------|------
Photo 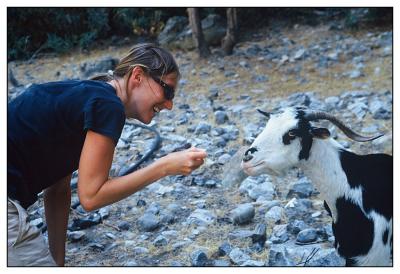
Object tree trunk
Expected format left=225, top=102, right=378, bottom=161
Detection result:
left=221, top=8, right=238, bottom=55
left=187, top=8, right=210, bottom=58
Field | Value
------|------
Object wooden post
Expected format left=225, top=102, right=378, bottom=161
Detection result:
left=221, top=8, right=238, bottom=55
left=187, top=8, right=210, bottom=58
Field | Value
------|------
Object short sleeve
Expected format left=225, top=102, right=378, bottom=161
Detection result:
left=83, top=99, right=126, bottom=145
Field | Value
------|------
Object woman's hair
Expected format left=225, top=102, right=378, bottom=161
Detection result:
left=90, top=43, right=180, bottom=89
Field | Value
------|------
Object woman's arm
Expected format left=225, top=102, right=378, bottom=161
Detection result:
left=78, top=130, right=206, bottom=211
left=44, top=174, right=72, bottom=266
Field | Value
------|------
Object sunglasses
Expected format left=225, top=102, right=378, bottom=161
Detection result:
left=151, top=76, right=175, bottom=101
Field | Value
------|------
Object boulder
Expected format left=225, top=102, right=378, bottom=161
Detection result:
left=160, top=14, right=226, bottom=50
left=158, top=16, right=189, bottom=47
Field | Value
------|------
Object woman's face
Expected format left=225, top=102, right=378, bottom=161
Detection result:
left=127, top=70, right=178, bottom=124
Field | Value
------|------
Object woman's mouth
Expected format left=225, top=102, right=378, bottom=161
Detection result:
left=153, top=106, right=160, bottom=113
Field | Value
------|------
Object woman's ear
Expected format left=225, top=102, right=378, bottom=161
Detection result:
left=130, top=66, right=145, bottom=86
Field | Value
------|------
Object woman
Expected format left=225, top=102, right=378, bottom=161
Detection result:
left=7, top=43, right=207, bottom=266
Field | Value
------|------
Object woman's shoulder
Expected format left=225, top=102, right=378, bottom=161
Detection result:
left=39, top=79, right=115, bottom=93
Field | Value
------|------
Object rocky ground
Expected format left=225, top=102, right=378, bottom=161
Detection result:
left=8, top=21, right=392, bottom=266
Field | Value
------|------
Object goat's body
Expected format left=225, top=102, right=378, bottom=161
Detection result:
left=300, top=139, right=392, bottom=266
left=243, top=107, right=393, bottom=266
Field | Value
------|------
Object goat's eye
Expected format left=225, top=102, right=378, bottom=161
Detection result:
left=283, top=129, right=297, bottom=145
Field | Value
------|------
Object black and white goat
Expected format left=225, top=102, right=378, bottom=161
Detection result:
left=241, top=107, right=392, bottom=266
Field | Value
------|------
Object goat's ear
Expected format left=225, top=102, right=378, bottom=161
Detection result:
left=257, top=109, right=270, bottom=118
left=310, top=127, right=330, bottom=139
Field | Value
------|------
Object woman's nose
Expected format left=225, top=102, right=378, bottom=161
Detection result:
left=164, top=100, right=173, bottom=110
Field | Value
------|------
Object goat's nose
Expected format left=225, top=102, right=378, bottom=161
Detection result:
left=243, top=154, right=253, bottom=162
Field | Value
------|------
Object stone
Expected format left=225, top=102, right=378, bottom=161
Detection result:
left=160, top=212, right=175, bottom=224
left=231, top=203, right=255, bottom=224
left=229, top=248, right=251, bottom=265
left=269, top=224, right=289, bottom=244
left=145, top=202, right=160, bottom=215
left=158, top=16, right=189, bottom=47
left=80, top=56, right=118, bottom=78
left=285, top=198, right=313, bottom=219
left=287, top=219, right=309, bottom=235
left=348, top=102, right=368, bottom=120
left=369, top=99, right=391, bottom=120
left=173, top=240, right=192, bottom=251
left=248, top=181, right=275, bottom=200
left=296, top=228, right=319, bottom=243
left=213, top=259, right=231, bottom=266
left=293, top=48, right=306, bottom=60
left=224, top=70, right=236, bottom=78
left=239, top=60, right=250, bottom=68
left=166, top=203, right=181, bottom=214
left=228, top=230, right=254, bottom=240
left=306, top=248, right=346, bottom=266
left=217, top=153, right=231, bottom=165
left=137, top=213, right=159, bottom=232
left=117, top=221, right=131, bottom=231
left=69, top=213, right=102, bottom=231
left=324, top=96, right=340, bottom=111
left=105, top=232, right=116, bottom=240
left=195, top=122, right=212, bottom=135
left=218, top=242, right=233, bottom=256
left=123, top=260, right=138, bottom=266
left=68, top=231, right=86, bottom=242
left=156, top=185, right=174, bottom=195
left=287, top=177, right=315, bottom=198
left=215, top=110, right=229, bottom=124
left=252, top=75, right=269, bottom=83
left=137, top=199, right=146, bottom=207
left=214, top=136, right=227, bottom=148
left=187, top=209, right=216, bottom=226
left=241, top=260, right=265, bottom=266
left=265, top=206, right=286, bottom=225
left=257, top=200, right=281, bottom=215
left=88, top=243, right=105, bottom=251
left=205, top=179, right=217, bottom=188
left=132, top=246, right=150, bottom=255
left=170, top=261, right=184, bottom=266
left=348, top=69, right=364, bottom=79
left=268, top=245, right=294, bottom=266
left=153, top=235, right=168, bottom=247
left=98, top=206, right=110, bottom=219
left=251, top=223, right=267, bottom=244
left=191, top=250, right=208, bottom=266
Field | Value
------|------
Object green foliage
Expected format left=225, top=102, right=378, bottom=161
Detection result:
left=344, top=8, right=392, bottom=29
left=45, top=33, right=73, bottom=53
left=8, top=36, right=31, bottom=60
left=8, top=7, right=186, bottom=60
left=78, top=32, right=98, bottom=49
left=7, top=7, right=392, bottom=61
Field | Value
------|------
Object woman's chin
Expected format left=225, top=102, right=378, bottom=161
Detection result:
left=135, top=116, right=151, bottom=125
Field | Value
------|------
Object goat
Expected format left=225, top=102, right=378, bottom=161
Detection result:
left=241, top=106, right=392, bottom=266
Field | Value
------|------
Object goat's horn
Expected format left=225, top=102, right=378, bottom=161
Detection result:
left=304, top=111, right=384, bottom=142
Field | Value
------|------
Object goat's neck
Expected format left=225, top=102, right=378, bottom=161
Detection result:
left=298, top=139, right=350, bottom=222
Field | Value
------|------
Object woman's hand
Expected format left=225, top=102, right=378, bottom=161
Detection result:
left=159, top=146, right=207, bottom=176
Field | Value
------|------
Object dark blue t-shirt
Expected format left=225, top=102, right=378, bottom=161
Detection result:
left=8, top=80, right=126, bottom=208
